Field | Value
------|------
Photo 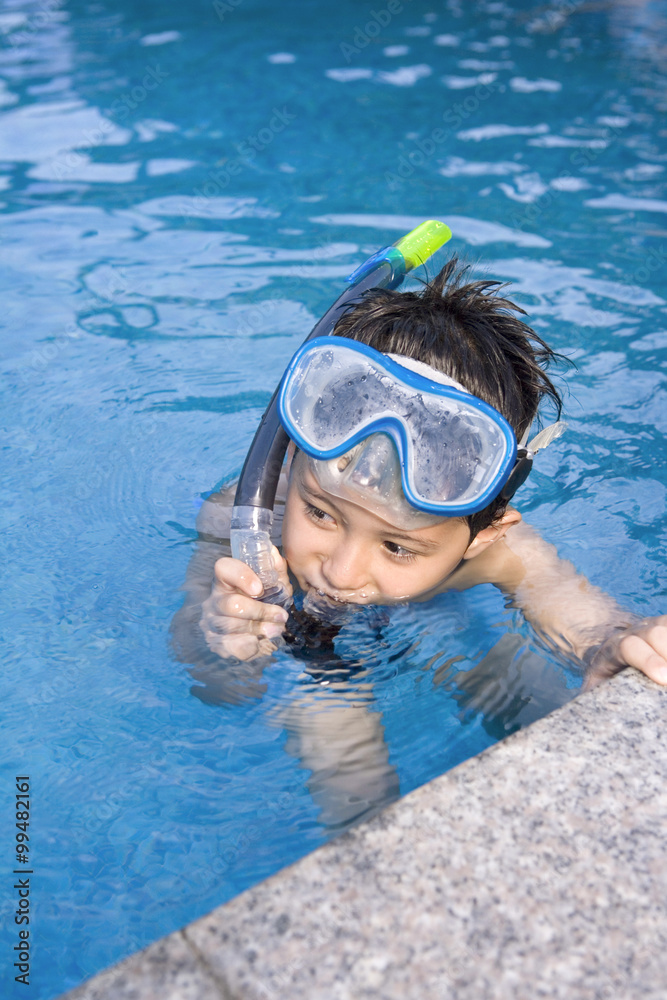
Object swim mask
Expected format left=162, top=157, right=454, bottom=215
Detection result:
left=278, top=335, right=518, bottom=524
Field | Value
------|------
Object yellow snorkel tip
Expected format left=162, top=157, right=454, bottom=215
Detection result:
left=393, top=219, right=453, bottom=272
left=345, top=219, right=452, bottom=288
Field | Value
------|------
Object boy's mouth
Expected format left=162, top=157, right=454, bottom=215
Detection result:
left=304, top=586, right=370, bottom=607
left=302, top=588, right=366, bottom=622
left=309, top=587, right=356, bottom=605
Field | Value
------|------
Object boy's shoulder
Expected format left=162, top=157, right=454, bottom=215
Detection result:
left=195, top=487, right=234, bottom=543
left=196, top=469, right=289, bottom=545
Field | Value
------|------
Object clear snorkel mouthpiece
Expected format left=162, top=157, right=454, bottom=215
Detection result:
left=230, top=220, right=453, bottom=612
left=230, top=506, right=289, bottom=605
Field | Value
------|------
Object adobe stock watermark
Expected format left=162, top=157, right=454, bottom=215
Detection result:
left=231, top=298, right=281, bottom=339
left=4, top=0, right=64, bottom=47
left=24, top=620, right=134, bottom=709
left=235, top=107, right=296, bottom=160
left=627, top=244, right=667, bottom=286
left=340, top=0, right=405, bottom=63
left=105, top=64, right=169, bottom=122
left=213, top=0, right=244, bottom=21
left=16, top=262, right=145, bottom=386
left=181, top=106, right=296, bottom=218
left=212, top=791, right=296, bottom=874
left=16, top=323, right=81, bottom=384
left=385, top=79, right=501, bottom=190
left=227, top=236, right=353, bottom=337
left=509, top=119, right=628, bottom=235
left=81, top=754, right=166, bottom=833
left=47, top=64, right=169, bottom=184
left=525, top=0, right=582, bottom=34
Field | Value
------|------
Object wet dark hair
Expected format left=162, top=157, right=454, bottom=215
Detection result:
left=331, top=257, right=566, bottom=537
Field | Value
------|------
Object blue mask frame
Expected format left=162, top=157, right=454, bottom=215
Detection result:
left=278, top=336, right=518, bottom=517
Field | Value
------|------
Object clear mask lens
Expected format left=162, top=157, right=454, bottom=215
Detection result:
left=280, top=337, right=517, bottom=517
left=308, top=435, right=442, bottom=530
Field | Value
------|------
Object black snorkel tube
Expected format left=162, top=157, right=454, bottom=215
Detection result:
left=230, top=220, right=453, bottom=605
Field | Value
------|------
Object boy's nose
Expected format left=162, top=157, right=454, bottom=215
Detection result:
left=320, top=538, right=369, bottom=595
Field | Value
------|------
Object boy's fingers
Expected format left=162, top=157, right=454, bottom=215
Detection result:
left=271, top=545, right=290, bottom=578
left=214, top=590, right=287, bottom=624
left=205, top=612, right=285, bottom=639
left=214, top=557, right=263, bottom=598
left=205, top=583, right=288, bottom=623
left=619, top=632, right=667, bottom=686
left=269, top=545, right=294, bottom=599
left=586, top=619, right=667, bottom=688
left=204, top=554, right=290, bottom=660
left=639, top=621, right=667, bottom=658
left=203, top=624, right=283, bottom=661
left=206, top=632, right=264, bottom=661
left=214, top=553, right=292, bottom=605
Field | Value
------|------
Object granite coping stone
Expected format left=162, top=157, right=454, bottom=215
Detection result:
left=61, top=669, right=667, bottom=1000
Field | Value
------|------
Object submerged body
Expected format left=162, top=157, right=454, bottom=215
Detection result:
left=175, top=459, right=666, bottom=829
left=199, top=452, right=667, bottom=686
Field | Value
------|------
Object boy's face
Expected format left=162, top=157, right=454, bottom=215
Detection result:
left=282, top=452, right=482, bottom=605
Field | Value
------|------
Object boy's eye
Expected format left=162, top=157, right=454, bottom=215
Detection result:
left=383, top=540, right=416, bottom=561
left=304, top=502, right=334, bottom=524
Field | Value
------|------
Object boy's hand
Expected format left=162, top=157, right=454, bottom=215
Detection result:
left=199, top=547, right=292, bottom=661
left=585, top=616, right=667, bottom=688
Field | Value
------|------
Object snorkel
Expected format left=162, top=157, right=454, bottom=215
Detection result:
left=230, top=220, right=453, bottom=605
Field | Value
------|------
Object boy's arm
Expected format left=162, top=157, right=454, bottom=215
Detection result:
left=170, top=493, right=233, bottom=664
left=496, top=521, right=667, bottom=686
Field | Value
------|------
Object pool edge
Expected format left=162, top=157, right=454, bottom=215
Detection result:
left=58, top=669, right=667, bottom=999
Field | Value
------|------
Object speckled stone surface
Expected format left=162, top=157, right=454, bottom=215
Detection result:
left=62, top=669, right=667, bottom=1000
left=60, top=932, right=228, bottom=1000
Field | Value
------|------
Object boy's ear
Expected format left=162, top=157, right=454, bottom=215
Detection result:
left=462, top=507, right=522, bottom=561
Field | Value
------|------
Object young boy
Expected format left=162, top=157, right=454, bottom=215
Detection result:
left=192, top=259, right=667, bottom=689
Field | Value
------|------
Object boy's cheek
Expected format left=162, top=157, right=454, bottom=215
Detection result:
left=376, top=563, right=441, bottom=603
left=396, top=557, right=463, bottom=601
left=286, top=561, right=309, bottom=591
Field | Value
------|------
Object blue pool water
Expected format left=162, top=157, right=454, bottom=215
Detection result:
left=1, top=0, right=667, bottom=995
